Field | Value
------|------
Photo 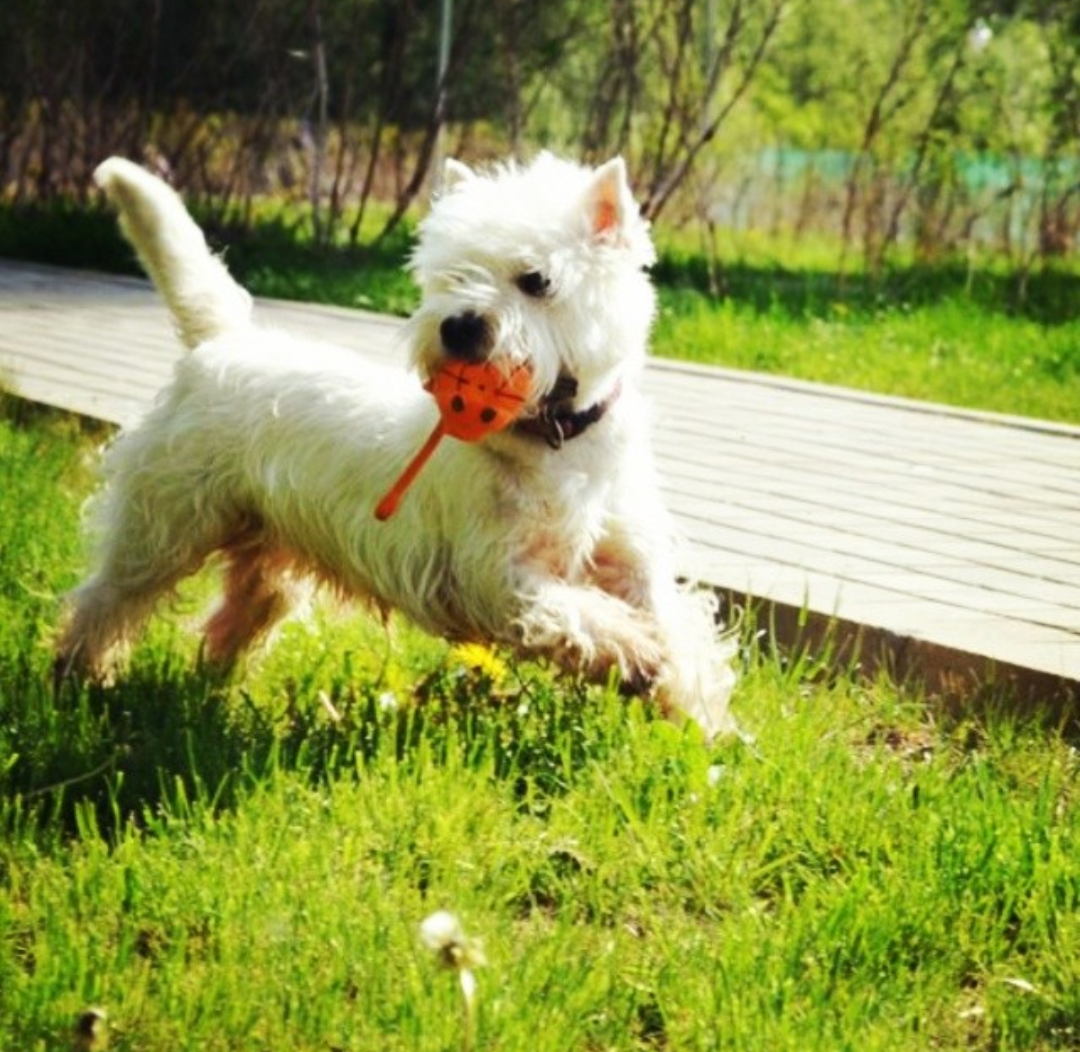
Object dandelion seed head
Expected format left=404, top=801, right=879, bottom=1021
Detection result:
left=419, top=910, right=487, bottom=971
left=420, top=909, right=464, bottom=950
left=74, top=1007, right=109, bottom=1052
left=968, top=19, right=992, bottom=53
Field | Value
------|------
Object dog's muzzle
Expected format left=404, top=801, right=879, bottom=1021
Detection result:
left=439, top=311, right=493, bottom=363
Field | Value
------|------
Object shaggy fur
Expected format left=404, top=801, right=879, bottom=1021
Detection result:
left=57, top=153, right=737, bottom=737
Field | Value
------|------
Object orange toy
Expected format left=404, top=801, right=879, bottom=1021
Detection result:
left=375, top=360, right=532, bottom=520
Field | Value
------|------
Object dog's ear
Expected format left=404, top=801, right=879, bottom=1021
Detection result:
left=585, top=157, right=633, bottom=242
left=441, top=158, right=475, bottom=192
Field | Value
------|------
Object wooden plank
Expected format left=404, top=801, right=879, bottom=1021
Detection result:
left=656, top=436, right=1080, bottom=546
left=668, top=479, right=1080, bottom=586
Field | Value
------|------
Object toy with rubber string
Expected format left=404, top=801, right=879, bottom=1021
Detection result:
left=375, top=359, right=532, bottom=520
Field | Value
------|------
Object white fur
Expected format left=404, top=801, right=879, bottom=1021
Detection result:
left=58, top=153, right=737, bottom=738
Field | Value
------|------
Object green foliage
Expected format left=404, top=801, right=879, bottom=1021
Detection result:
left=220, top=219, right=419, bottom=316
left=4, top=0, right=1080, bottom=258
left=0, top=204, right=134, bottom=273
left=651, top=275, right=1080, bottom=424
left=1, top=377, right=1079, bottom=1052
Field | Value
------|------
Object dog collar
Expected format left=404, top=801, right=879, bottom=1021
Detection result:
left=513, top=375, right=621, bottom=450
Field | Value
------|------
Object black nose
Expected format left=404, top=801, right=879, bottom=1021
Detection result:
left=439, top=311, right=492, bottom=361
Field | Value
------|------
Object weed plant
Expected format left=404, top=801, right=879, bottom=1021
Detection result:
left=1, top=384, right=1078, bottom=1050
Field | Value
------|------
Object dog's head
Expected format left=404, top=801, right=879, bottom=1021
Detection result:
left=406, top=153, right=656, bottom=421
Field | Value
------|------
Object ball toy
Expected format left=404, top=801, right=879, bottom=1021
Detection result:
left=375, top=360, right=532, bottom=520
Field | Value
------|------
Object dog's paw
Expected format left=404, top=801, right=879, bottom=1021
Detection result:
left=512, top=584, right=667, bottom=689
left=51, top=640, right=117, bottom=693
left=652, top=613, right=740, bottom=742
left=653, top=672, right=739, bottom=742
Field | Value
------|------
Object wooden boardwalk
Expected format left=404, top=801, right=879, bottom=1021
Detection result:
left=2, top=259, right=1078, bottom=704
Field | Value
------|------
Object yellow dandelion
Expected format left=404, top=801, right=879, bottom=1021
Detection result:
left=450, top=643, right=508, bottom=683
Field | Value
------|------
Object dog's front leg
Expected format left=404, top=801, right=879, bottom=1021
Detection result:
left=510, top=580, right=667, bottom=694
left=589, top=524, right=739, bottom=740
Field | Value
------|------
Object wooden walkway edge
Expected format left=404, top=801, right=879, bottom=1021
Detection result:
left=2, top=259, right=1078, bottom=710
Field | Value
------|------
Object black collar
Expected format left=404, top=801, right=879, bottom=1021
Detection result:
left=512, top=375, right=620, bottom=450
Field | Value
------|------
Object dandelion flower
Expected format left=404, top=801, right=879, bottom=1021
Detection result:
left=419, top=910, right=486, bottom=1052
left=450, top=643, right=508, bottom=683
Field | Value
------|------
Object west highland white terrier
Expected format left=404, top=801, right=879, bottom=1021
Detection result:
left=57, top=153, right=737, bottom=737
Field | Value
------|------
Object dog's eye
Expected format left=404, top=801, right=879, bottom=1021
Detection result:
left=515, top=271, right=551, bottom=298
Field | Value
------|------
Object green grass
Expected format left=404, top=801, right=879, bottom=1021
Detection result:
left=2, top=387, right=1080, bottom=1050
left=653, top=292, right=1080, bottom=423
left=3, top=201, right=1080, bottom=424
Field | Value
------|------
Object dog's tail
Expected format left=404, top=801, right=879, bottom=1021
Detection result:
left=94, top=157, right=252, bottom=350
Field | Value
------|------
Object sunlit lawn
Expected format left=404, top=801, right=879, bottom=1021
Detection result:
left=1, top=395, right=1078, bottom=1052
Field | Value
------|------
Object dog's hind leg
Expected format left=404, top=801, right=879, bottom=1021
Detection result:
left=57, top=475, right=234, bottom=680
left=58, top=546, right=210, bottom=681
left=202, top=543, right=311, bottom=668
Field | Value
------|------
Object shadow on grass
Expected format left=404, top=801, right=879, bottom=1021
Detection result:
left=0, top=395, right=621, bottom=844
left=4, top=649, right=620, bottom=843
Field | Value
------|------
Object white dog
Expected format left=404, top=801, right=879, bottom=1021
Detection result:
left=57, top=153, right=737, bottom=737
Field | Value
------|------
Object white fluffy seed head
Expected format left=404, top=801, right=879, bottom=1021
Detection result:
left=419, top=910, right=487, bottom=971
